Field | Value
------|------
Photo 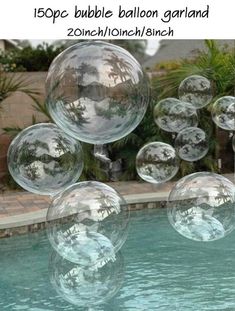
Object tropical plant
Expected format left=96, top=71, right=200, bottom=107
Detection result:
left=108, top=39, right=147, bottom=62
left=53, top=39, right=147, bottom=63
left=0, top=71, right=42, bottom=188
left=0, top=71, right=40, bottom=105
left=0, top=43, right=65, bottom=72
left=0, top=40, right=147, bottom=72
left=152, top=40, right=235, bottom=99
left=113, top=40, right=235, bottom=180
left=153, top=40, right=235, bottom=175
left=3, top=40, right=234, bottom=184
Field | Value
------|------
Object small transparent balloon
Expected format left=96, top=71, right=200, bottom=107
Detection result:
left=154, top=98, right=198, bottom=133
left=154, top=98, right=181, bottom=132
left=178, top=75, right=213, bottom=109
left=175, top=127, right=209, bottom=162
left=46, top=181, right=130, bottom=266
left=211, top=96, right=235, bottom=131
left=167, top=172, right=235, bottom=241
left=49, top=250, right=124, bottom=307
left=7, top=123, right=83, bottom=196
left=136, top=142, right=180, bottom=184
left=45, top=41, right=150, bottom=144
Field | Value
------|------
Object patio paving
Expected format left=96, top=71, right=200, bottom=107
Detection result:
left=0, top=180, right=174, bottom=219
left=0, top=173, right=234, bottom=229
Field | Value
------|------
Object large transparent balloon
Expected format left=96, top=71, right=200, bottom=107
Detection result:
left=167, top=172, right=235, bottom=241
left=175, top=127, right=209, bottom=162
left=178, top=75, right=213, bottom=109
left=45, top=41, right=150, bottom=144
left=49, top=251, right=124, bottom=307
left=211, top=96, right=235, bottom=131
left=154, top=98, right=198, bottom=133
left=136, top=142, right=180, bottom=184
left=46, top=181, right=129, bottom=266
left=7, top=123, right=83, bottom=196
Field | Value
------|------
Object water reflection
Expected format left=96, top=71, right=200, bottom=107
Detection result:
left=49, top=250, right=125, bottom=308
left=1, top=210, right=235, bottom=310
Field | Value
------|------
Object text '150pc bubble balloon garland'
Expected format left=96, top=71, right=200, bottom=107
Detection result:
left=7, top=41, right=235, bottom=307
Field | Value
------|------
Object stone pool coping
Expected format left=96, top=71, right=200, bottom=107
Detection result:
left=0, top=173, right=233, bottom=238
left=0, top=191, right=170, bottom=238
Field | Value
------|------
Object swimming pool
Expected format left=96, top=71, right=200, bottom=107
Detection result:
left=1, top=208, right=235, bottom=310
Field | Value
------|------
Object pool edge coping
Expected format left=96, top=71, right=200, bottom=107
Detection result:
left=0, top=191, right=170, bottom=230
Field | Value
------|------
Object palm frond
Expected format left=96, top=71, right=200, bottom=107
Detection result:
left=32, top=97, right=52, bottom=121
left=0, top=72, right=40, bottom=104
left=3, top=126, right=23, bottom=136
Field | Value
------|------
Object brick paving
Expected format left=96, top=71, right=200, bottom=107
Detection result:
left=0, top=180, right=174, bottom=219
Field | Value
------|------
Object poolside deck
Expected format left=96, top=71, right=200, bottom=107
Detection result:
left=0, top=180, right=174, bottom=232
left=0, top=173, right=234, bottom=233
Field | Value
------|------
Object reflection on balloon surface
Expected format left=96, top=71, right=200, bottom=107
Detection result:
left=49, top=250, right=124, bottom=307
left=211, top=96, right=235, bottom=131
left=46, top=41, right=150, bottom=144
left=175, top=127, right=209, bottom=162
left=178, top=75, right=213, bottom=109
left=167, top=172, right=235, bottom=241
left=154, top=98, right=198, bottom=133
left=7, top=123, right=83, bottom=196
left=136, top=142, right=180, bottom=184
left=46, top=181, right=129, bottom=266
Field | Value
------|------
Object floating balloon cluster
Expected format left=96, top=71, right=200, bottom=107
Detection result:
left=6, top=41, right=235, bottom=306
left=7, top=41, right=151, bottom=307
left=136, top=75, right=212, bottom=184
left=136, top=74, right=235, bottom=242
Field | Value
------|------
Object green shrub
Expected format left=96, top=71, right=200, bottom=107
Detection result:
left=112, top=40, right=235, bottom=180
left=0, top=44, right=65, bottom=72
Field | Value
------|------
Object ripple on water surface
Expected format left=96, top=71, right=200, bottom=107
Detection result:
left=1, top=209, right=235, bottom=310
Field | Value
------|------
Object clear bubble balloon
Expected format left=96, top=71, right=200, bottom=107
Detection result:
left=45, top=41, right=150, bottom=144
left=154, top=98, right=180, bottom=132
left=154, top=98, right=198, bottom=133
left=136, top=142, right=180, bottom=184
left=178, top=75, right=213, bottom=109
left=167, top=172, right=235, bottom=242
left=49, top=250, right=124, bottom=307
left=211, top=96, right=235, bottom=131
left=7, top=123, right=83, bottom=196
left=175, top=127, right=209, bottom=162
left=46, top=181, right=129, bottom=266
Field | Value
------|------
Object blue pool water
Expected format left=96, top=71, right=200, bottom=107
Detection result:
left=1, top=209, right=235, bottom=310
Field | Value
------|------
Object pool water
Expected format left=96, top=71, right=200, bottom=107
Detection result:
left=1, top=209, right=235, bottom=310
